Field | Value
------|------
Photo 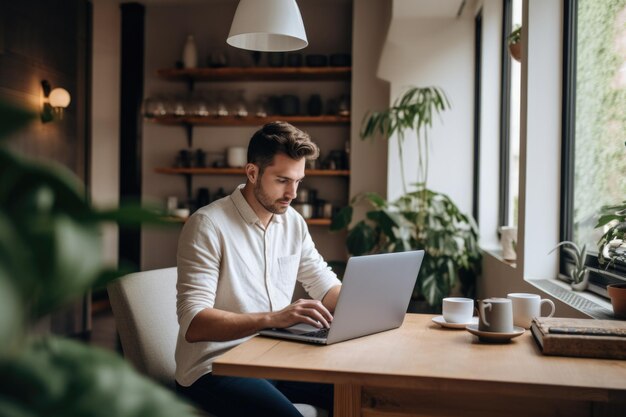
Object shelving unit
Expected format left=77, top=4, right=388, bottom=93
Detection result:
left=151, top=114, right=349, bottom=129
left=157, top=66, right=351, bottom=89
left=155, top=167, right=350, bottom=176
left=155, top=167, right=350, bottom=207
left=151, top=65, right=351, bottom=227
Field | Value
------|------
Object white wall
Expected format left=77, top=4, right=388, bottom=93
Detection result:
left=91, top=0, right=121, bottom=267
left=350, top=0, right=390, bottom=200
left=475, top=0, right=503, bottom=251
left=378, top=1, right=475, bottom=215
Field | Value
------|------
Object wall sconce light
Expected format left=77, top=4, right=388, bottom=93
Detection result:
left=41, top=80, right=71, bottom=123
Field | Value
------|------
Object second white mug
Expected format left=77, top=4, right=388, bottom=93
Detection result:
left=507, top=293, right=555, bottom=329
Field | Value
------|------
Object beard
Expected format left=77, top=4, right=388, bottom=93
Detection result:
left=253, top=180, right=290, bottom=214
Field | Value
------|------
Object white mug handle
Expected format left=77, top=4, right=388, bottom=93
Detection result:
left=540, top=299, right=556, bottom=318
left=479, top=302, right=492, bottom=327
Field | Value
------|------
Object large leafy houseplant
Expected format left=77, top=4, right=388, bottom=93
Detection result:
left=332, top=87, right=481, bottom=306
left=0, top=102, right=195, bottom=416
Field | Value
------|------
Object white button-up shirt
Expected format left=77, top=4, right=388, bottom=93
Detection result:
left=175, top=185, right=341, bottom=386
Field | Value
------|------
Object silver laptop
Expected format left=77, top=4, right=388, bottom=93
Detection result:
left=259, top=250, right=424, bottom=345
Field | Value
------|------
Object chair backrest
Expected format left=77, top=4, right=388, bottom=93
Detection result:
left=108, top=268, right=326, bottom=417
left=107, top=267, right=178, bottom=388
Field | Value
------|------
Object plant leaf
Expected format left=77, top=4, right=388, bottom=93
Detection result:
left=330, top=206, right=353, bottom=231
left=346, top=221, right=376, bottom=256
left=0, top=337, right=197, bottom=417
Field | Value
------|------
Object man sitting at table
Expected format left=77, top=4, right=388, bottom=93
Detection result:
left=175, top=121, right=342, bottom=417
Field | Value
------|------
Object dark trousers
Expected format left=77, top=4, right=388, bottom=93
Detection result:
left=176, top=373, right=333, bottom=417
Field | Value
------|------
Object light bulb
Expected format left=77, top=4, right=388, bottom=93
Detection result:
left=49, top=88, right=71, bottom=108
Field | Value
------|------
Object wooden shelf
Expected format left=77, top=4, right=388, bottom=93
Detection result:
left=168, top=216, right=331, bottom=227
left=157, top=66, right=351, bottom=82
left=155, top=167, right=350, bottom=177
left=305, top=218, right=332, bottom=226
left=149, top=115, right=350, bottom=126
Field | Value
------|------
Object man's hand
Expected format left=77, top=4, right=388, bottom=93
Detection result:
left=269, top=299, right=333, bottom=329
left=185, top=293, right=340, bottom=342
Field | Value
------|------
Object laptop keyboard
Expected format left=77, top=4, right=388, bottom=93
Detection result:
left=303, top=328, right=329, bottom=338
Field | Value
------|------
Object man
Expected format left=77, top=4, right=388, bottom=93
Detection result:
left=175, top=121, right=342, bottom=417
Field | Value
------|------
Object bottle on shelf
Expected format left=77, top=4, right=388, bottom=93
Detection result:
left=182, top=35, right=198, bottom=69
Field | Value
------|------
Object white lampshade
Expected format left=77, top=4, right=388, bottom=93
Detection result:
left=49, top=88, right=71, bottom=108
left=227, top=0, right=308, bottom=52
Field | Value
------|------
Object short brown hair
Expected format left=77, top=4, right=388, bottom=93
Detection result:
left=247, top=121, right=320, bottom=174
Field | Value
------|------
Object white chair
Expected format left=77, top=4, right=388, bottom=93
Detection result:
left=107, top=267, right=326, bottom=417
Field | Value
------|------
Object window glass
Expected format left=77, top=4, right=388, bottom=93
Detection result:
left=572, top=0, right=626, bottom=252
left=507, top=0, right=522, bottom=227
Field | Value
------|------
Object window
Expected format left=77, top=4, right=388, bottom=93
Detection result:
left=562, top=0, right=626, bottom=291
left=499, top=0, right=522, bottom=229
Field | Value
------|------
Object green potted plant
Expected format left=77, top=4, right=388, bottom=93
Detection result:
left=596, top=200, right=626, bottom=267
left=595, top=200, right=626, bottom=317
left=0, top=101, right=195, bottom=416
left=332, top=87, right=481, bottom=307
left=549, top=241, right=589, bottom=291
left=508, top=25, right=522, bottom=62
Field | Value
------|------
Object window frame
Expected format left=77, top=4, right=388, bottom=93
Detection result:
left=473, top=8, right=483, bottom=223
left=498, top=0, right=513, bottom=229
left=560, top=0, right=626, bottom=295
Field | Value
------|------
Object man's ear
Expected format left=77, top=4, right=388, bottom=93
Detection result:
left=245, top=163, right=258, bottom=184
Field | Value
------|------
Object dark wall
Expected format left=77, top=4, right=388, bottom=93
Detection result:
left=0, top=0, right=91, bottom=336
left=0, top=0, right=90, bottom=182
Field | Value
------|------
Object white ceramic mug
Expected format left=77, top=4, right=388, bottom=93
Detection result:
left=226, top=146, right=247, bottom=168
left=499, top=226, right=517, bottom=261
left=507, top=293, right=556, bottom=329
left=477, top=298, right=514, bottom=333
left=442, top=297, right=474, bottom=324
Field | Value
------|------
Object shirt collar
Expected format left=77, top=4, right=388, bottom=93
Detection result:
left=230, top=184, right=284, bottom=226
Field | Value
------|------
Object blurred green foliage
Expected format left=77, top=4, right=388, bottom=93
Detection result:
left=0, top=101, right=195, bottom=416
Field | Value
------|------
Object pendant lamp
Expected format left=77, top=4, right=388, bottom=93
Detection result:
left=227, top=0, right=308, bottom=52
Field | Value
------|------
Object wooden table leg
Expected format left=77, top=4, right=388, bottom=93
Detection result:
left=334, top=384, right=361, bottom=417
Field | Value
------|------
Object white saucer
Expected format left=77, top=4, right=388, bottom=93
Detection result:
left=432, top=315, right=479, bottom=329
left=465, top=324, right=525, bottom=343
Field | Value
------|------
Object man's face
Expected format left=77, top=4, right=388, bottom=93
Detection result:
left=253, top=153, right=305, bottom=215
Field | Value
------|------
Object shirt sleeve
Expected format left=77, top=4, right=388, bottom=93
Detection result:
left=176, top=212, right=222, bottom=337
left=296, top=220, right=342, bottom=301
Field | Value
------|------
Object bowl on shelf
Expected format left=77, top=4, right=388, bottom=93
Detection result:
left=607, top=283, right=626, bottom=319
left=292, top=203, right=314, bottom=219
left=306, top=54, right=328, bottom=67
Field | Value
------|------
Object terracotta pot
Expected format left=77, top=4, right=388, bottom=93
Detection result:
left=607, top=283, right=626, bottom=319
left=509, top=42, right=522, bottom=62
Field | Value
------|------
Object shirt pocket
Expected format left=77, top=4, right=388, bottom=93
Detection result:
left=275, top=254, right=300, bottom=300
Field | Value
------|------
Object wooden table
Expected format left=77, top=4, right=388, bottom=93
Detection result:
left=213, top=314, right=626, bottom=417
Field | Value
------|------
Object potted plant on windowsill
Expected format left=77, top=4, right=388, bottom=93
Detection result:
left=596, top=200, right=626, bottom=317
left=331, top=87, right=481, bottom=308
left=549, top=241, right=589, bottom=291
left=508, top=25, right=522, bottom=62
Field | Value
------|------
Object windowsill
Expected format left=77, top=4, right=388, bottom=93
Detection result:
left=481, top=247, right=615, bottom=319
left=481, top=247, right=517, bottom=269
left=527, top=278, right=614, bottom=320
